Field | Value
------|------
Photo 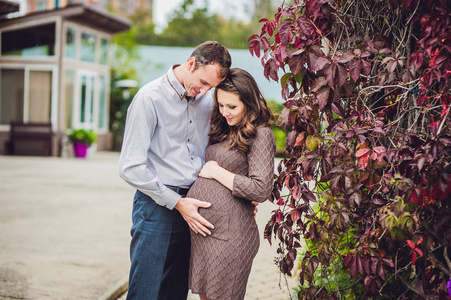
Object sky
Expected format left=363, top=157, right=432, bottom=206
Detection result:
left=153, top=0, right=254, bottom=32
left=10, top=0, right=254, bottom=32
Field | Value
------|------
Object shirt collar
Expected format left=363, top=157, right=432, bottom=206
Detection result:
left=166, top=65, right=193, bottom=101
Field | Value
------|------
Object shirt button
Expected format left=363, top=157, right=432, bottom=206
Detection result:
left=187, top=139, right=190, bottom=142
left=190, top=157, right=193, bottom=160
left=189, top=120, right=192, bottom=123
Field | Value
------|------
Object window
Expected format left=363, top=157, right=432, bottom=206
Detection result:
left=99, top=38, right=108, bottom=65
left=37, top=0, right=47, bottom=11
left=80, top=74, right=95, bottom=125
left=1, top=23, right=55, bottom=57
left=81, top=32, right=96, bottom=63
left=64, top=70, right=75, bottom=130
left=29, top=71, right=52, bottom=122
left=65, top=27, right=76, bottom=59
left=0, top=69, right=24, bottom=124
left=98, top=75, right=107, bottom=129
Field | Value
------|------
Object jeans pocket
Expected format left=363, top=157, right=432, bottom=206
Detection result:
left=133, top=190, right=158, bottom=223
left=199, top=208, right=229, bottom=241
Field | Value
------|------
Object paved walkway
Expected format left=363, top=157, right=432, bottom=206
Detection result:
left=0, top=152, right=297, bottom=299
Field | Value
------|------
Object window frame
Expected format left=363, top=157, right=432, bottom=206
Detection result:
left=0, top=64, right=58, bottom=130
left=0, top=17, right=60, bottom=61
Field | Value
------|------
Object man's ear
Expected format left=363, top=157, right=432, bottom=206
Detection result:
left=187, top=57, right=196, bottom=70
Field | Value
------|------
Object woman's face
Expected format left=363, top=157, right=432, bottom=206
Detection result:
left=217, top=89, right=245, bottom=127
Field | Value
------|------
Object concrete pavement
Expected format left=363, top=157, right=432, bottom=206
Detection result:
left=0, top=152, right=297, bottom=299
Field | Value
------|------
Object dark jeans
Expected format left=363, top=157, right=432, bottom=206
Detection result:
left=126, top=189, right=190, bottom=300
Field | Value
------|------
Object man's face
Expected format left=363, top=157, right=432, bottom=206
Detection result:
left=184, top=58, right=224, bottom=97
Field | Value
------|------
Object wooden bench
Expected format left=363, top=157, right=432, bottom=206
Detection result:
left=4, top=121, right=53, bottom=156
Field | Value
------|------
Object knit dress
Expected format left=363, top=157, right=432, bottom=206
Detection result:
left=187, top=126, right=276, bottom=300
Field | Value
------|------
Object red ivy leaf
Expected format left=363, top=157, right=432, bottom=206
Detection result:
left=297, top=16, right=315, bottom=35
left=267, top=20, right=275, bottom=36
left=350, top=255, right=357, bottom=277
left=349, top=59, right=362, bottom=82
left=387, top=60, right=397, bottom=73
left=249, top=40, right=261, bottom=58
left=416, top=236, right=423, bottom=245
left=317, top=86, right=330, bottom=109
left=289, top=209, right=301, bottom=222
left=264, top=59, right=279, bottom=81
left=337, top=51, right=354, bottom=63
left=316, top=56, right=331, bottom=71
left=324, top=64, right=335, bottom=88
left=247, top=34, right=259, bottom=42
left=331, top=102, right=344, bottom=117
left=279, top=19, right=294, bottom=44
left=411, top=251, right=417, bottom=265
left=337, top=63, right=348, bottom=87
left=285, top=131, right=297, bottom=150
left=415, top=248, right=423, bottom=257
left=377, top=263, right=386, bottom=280
left=359, top=153, right=370, bottom=170
left=409, top=50, right=424, bottom=68
left=292, top=184, right=302, bottom=200
left=288, top=55, right=305, bottom=75
left=307, top=44, right=324, bottom=71
left=261, top=36, right=270, bottom=52
left=357, top=254, right=364, bottom=274
left=407, top=239, right=416, bottom=249
left=362, top=60, right=372, bottom=76
left=356, top=148, right=371, bottom=157
left=275, top=209, right=283, bottom=223
left=381, top=257, right=394, bottom=268
left=311, top=76, right=327, bottom=92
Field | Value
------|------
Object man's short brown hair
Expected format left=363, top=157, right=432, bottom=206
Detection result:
left=190, top=41, right=231, bottom=79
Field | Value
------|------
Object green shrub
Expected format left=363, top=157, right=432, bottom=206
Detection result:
left=68, top=129, right=97, bottom=146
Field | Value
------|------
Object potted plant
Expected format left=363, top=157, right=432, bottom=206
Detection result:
left=67, top=129, right=97, bottom=158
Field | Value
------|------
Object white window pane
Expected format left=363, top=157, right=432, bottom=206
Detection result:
left=65, top=27, right=76, bottom=59
left=0, top=69, right=24, bottom=124
left=29, top=70, right=52, bottom=122
left=81, top=32, right=96, bottom=63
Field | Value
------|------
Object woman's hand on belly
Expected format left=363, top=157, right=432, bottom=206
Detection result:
left=199, top=161, right=235, bottom=191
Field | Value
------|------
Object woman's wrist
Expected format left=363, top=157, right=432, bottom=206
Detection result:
left=212, top=164, right=222, bottom=180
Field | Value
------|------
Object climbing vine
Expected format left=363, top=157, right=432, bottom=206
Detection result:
left=249, top=0, right=451, bottom=298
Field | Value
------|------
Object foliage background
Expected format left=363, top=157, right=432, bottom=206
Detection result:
left=109, top=0, right=286, bottom=152
left=249, top=0, right=451, bottom=298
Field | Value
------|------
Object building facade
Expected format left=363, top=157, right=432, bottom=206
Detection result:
left=0, top=3, right=130, bottom=155
left=24, top=0, right=153, bottom=22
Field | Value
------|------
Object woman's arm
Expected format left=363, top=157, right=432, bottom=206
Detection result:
left=232, top=127, right=276, bottom=203
left=198, top=161, right=235, bottom=190
left=199, top=127, right=276, bottom=203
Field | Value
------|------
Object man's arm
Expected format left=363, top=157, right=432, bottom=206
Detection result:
left=119, top=93, right=180, bottom=208
left=119, top=92, right=215, bottom=233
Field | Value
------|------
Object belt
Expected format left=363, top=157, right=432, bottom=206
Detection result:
left=166, top=185, right=190, bottom=195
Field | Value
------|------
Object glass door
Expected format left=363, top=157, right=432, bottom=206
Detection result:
left=28, top=70, right=52, bottom=122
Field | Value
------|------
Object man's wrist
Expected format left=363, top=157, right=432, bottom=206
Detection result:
left=161, top=188, right=182, bottom=210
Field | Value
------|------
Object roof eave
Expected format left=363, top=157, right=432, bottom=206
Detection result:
left=0, top=3, right=131, bottom=34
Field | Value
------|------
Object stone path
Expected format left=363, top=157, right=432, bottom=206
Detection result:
left=0, top=152, right=298, bottom=300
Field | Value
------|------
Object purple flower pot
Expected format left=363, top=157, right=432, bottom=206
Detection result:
left=73, top=142, right=89, bottom=158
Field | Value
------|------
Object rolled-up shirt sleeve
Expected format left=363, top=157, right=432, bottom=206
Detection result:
left=232, top=127, right=276, bottom=203
left=118, top=92, right=181, bottom=209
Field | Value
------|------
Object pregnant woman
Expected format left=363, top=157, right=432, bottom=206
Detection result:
left=187, top=68, right=276, bottom=300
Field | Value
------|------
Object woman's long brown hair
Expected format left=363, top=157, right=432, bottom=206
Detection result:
left=209, top=68, right=275, bottom=153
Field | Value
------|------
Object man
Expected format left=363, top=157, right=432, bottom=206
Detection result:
left=118, top=41, right=232, bottom=299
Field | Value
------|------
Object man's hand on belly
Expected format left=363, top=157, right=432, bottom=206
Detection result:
left=175, top=197, right=215, bottom=236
